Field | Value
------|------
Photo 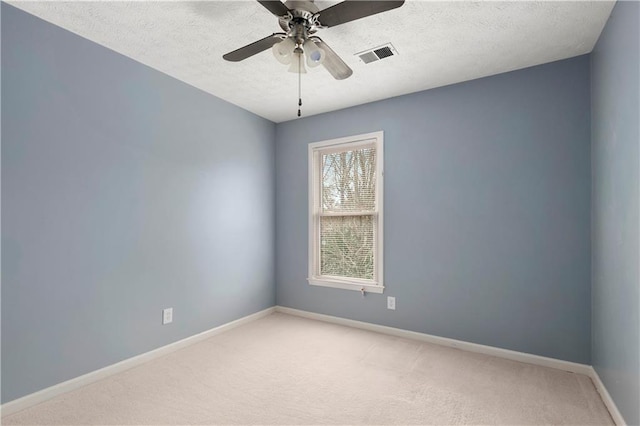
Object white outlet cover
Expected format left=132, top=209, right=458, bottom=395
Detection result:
left=387, top=297, right=396, bottom=310
left=163, top=308, right=173, bottom=325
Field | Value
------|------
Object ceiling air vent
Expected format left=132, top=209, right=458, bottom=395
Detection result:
left=355, top=43, right=398, bottom=64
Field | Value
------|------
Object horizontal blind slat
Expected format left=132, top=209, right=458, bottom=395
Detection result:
left=319, top=211, right=377, bottom=217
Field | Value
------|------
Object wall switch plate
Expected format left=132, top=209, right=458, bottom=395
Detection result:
left=387, top=296, right=396, bottom=310
left=162, top=308, right=173, bottom=325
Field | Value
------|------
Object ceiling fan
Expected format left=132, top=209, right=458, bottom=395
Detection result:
left=222, top=0, right=405, bottom=80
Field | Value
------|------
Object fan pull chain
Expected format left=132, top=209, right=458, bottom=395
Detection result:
left=297, top=52, right=302, bottom=117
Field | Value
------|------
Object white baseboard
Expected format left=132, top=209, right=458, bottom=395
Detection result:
left=1, top=306, right=276, bottom=417
left=589, top=366, right=627, bottom=426
left=275, top=306, right=592, bottom=375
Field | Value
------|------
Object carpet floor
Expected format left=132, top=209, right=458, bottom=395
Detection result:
left=3, top=312, right=613, bottom=425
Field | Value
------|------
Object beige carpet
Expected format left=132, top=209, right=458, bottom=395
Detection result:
left=2, top=312, right=613, bottom=425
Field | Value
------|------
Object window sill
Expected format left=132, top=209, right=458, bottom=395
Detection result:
left=307, top=277, right=384, bottom=294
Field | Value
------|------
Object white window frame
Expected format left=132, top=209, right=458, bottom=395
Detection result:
left=307, top=131, right=384, bottom=294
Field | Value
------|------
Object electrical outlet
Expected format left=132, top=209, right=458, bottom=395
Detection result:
left=162, top=308, right=173, bottom=325
left=387, top=296, right=396, bottom=310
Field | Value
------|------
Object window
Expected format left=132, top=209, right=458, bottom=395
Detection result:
left=308, top=131, right=384, bottom=293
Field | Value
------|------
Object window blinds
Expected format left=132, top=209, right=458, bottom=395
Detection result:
left=319, top=146, right=377, bottom=280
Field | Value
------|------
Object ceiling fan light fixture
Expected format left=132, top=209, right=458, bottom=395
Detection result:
left=303, top=39, right=325, bottom=68
left=287, top=50, right=307, bottom=74
left=272, top=37, right=295, bottom=65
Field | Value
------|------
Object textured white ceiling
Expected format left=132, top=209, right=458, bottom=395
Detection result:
left=9, top=0, right=615, bottom=123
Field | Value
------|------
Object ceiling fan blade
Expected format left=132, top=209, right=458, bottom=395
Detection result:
left=317, top=0, right=404, bottom=28
left=313, top=38, right=353, bottom=80
left=257, top=0, right=290, bottom=17
left=223, top=33, right=286, bottom=62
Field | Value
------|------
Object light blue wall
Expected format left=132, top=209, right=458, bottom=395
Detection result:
left=591, top=1, right=640, bottom=424
left=1, top=4, right=275, bottom=403
left=276, top=56, right=592, bottom=364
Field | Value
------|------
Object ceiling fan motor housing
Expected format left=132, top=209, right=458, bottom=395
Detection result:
left=279, top=2, right=321, bottom=44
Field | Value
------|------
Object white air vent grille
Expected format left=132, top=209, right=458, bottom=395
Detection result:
left=356, top=43, right=398, bottom=64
